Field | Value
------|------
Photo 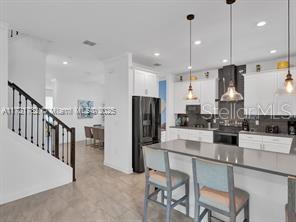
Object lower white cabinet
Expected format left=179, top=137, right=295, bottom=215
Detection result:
left=239, top=133, right=293, bottom=154
left=168, top=128, right=213, bottom=143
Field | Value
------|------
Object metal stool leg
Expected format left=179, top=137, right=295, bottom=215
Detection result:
left=207, top=210, right=212, bottom=222
left=161, top=190, right=165, bottom=204
left=166, top=190, right=172, bottom=222
left=194, top=202, right=200, bottom=222
left=244, top=200, right=250, bottom=222
left=185, top=181, right=190, bottom=216
left=143, top=182, right=150, bottom=222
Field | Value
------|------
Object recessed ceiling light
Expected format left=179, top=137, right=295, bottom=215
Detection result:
left=154, top=52, right=160, bottom=57
left=222, top=59, right=228, bottom=63
left=270, top=49, right=277, bottom=54
left=63, top=61, right=68, bottom=65
left=257, top=21, right=267, bottom=27
left=187, top=66, right=192, bottom=70
left=194, top=40, right=202, bottom=45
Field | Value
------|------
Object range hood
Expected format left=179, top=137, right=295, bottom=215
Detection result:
left=217, top=64, right=245, bottom=101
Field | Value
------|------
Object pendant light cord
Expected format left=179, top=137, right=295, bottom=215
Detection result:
left=189, top=19, right=192, bottom=86
left=230, top=4, right=233, bottom=65
left=288, top=0, right=290, bottom=73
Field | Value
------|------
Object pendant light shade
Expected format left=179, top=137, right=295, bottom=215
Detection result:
left=284, top=0, right=294, bottom=93
left=185, top=14, right=198, bottom=100
left=285, top=72, right=294, bottom=93
left=220, top=0, right=243, bottom=102
left=221, top=80, right=244, bottom=101
left=186, top=84, right=198, bottom=100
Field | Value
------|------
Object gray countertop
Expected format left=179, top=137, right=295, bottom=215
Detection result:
left=170, top=126, right=218, bottom=131
left=145, top=139, right=296, bottom=177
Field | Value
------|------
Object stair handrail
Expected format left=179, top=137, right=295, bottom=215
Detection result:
left=8, top=81, right=71, bottom=131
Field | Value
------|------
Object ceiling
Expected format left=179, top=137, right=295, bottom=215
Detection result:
left=1, top=0, right=296, bottom=75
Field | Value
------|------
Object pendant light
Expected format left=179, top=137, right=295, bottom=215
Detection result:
left=220, top=0, right=244, bottom=102
left=186, top=14, right=198, bottom=100
left=284, top=0, right=294, bottom=93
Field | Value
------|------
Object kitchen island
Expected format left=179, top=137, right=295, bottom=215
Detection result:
left=145, top=139, right=296, bottom=222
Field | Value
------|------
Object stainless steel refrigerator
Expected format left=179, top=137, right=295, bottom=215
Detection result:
left=132, top=96, right=161, bottom=173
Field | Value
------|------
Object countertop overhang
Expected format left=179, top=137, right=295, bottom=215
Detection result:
left=145, top=139, right=296, bottom=177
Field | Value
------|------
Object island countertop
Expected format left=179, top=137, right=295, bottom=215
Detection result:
left=145, top=139, right=296, bottom=177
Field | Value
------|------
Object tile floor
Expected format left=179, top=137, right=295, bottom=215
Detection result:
left=0, top=141, right=193, bottom=222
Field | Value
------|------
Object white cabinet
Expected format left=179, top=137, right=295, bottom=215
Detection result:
left=133, top=69, right=158, bottom=97
left=168, top=128, right=213, bottom=143
left=174, top=82, right=188, bottom=114
left=239, top=133, right=293, bottom=154
left=244, top=68, right=296, bottom=116
left=244, top=73, right=276, bottom=115
left=200, top=79, right=218, bottom=114
left=173, top=79, right=217, bottom=114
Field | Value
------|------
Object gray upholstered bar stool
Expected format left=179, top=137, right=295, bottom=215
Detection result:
left=143, top=146, right=190, bottom=222
left=192, top=157, right=250, bottom=222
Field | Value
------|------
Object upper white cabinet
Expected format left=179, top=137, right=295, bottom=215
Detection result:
left=200, top=79, right=218, bottom=114
left=174, top=81, right=188, bottom=114
left=133, top=69, right=158, bottom=97
left=173, top=79, right=217, bottom=114
left=244, top=68, right=296, bottom=116
left=244, top=72, right=276, bottom=115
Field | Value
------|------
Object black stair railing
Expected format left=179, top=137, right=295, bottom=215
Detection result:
left=8, top=81, right=76, bottom=182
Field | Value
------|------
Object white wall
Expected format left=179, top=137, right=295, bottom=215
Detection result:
left=0, top=22, right=72, bottom=205
left=0, top=21, right=9, bottom=205
left=54, top=80, right=104, bottom=141
left=8, top=36, right=47, bottom=105
left=2, top=131, right=73, bottom=204
left=103, top=53, right=133, bottom=174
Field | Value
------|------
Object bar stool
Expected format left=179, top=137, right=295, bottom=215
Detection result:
left=192, top=157, right=250, bottom=222
left=143, top=146, right=190, bottom=222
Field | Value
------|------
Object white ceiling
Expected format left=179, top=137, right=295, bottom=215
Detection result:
left=1, top=0, right=296, bottom=75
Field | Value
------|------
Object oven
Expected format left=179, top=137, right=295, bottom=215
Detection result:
left=214, top=130, right=238, bottom=146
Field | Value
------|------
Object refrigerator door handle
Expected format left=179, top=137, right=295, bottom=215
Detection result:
left=139, top=97, right=143, bottom=144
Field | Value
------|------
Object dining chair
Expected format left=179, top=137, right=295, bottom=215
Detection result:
left=143, top=146, right=190, bottom=222
left=192, top=157, right=249, bottom=222
left=84, top=126, right=93, bottom=146
left=93, top=127, right=104, bottom=148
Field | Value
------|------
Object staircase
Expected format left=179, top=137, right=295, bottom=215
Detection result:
left=7, top=81, right=76, bottom=181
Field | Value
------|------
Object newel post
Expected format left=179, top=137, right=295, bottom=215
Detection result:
left=70, top=127, right=76, bottom=182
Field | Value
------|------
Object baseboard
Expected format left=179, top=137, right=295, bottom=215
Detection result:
left=104, top=161, right=133, bottom=174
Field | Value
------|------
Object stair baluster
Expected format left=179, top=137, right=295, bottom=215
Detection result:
left=12, top=88, right=15, bottom=132
left=25, top=98, right=28, bottom=140
left=62, top=127, right=65, bottom=162
left=37, top=107, right=39, bottom=147
left=31, top=101, right=33, bottom=143
left=18, top=92, right=21, bottom=136
left=42, top=111, right=45, bottom=149
left=8, top=81, right=76, bottom=182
